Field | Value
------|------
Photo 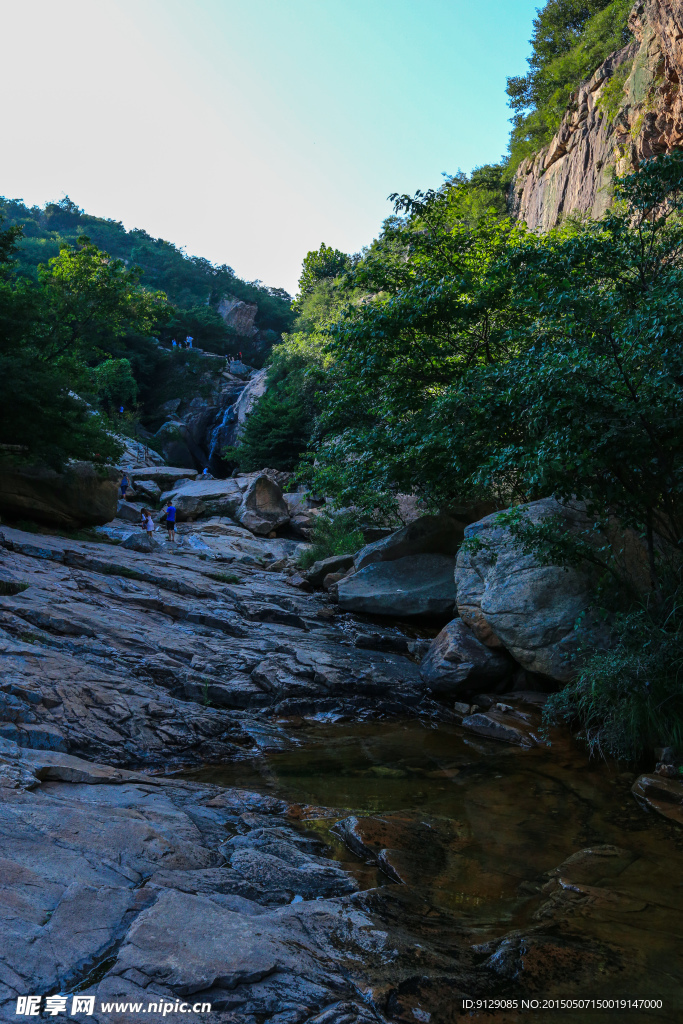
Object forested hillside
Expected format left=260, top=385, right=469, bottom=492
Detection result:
left=0, top=195, right=294, bottom=351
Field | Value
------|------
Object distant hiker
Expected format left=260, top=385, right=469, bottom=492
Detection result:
left=186, top=335, right=193, bottom=349
left=143, top=510, right=155, bottom=537
left=120, top=473, right=129, bottom=500
left=163, top=502, right=176, bottom=543
left=171, top=338, right=177, bottom=348
left=202, top=467, right=213, bottom=479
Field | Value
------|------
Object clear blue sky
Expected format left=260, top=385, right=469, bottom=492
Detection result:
left=2, top=0, right=538, bottom=294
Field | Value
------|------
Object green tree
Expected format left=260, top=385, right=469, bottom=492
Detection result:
left=506, top=0, right=633, bottom=171
left=308, top=183, right=527, bottom=515
left=0, top=227, right=167, bottom=468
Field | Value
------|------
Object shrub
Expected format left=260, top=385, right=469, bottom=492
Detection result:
left=297, top=511, right=365, bottom=570
left=544, top=564, right=683, bottom=761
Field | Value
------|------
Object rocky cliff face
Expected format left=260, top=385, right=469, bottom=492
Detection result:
left=511, top=0, right=683, bottom=231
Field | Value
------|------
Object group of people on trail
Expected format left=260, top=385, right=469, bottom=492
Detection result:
left=119, top=475, right=177, bottom=548
left=139, top=502, right=176, bottom=543
left=171, top=335, right=193, bottom=350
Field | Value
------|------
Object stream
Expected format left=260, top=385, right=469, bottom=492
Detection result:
left=186, top=719, right=683, bottom=1021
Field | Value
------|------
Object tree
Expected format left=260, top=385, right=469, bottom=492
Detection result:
left=308, top=181, right=527, bottom=514
left=295, top=244, right=352, bottom=304
left=38, top=236, right=167, bottom=360
left=465, top=153, right=683, bottom=588
left=0, top=227, right=167, bottom=468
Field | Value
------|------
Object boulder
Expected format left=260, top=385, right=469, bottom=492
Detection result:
left=161, top=478, right=244, bottom=521
left=337, top=554, right=456, bottom=618
left=420, top=618, right=513, bottom=695
left=304, top=553, right=355, bottom=588
left=121, top=532, right=163, bottom=553
left=455, top=499, right=598, bottom=682
left=133, top=479, right=161, bottom=502
left=236, top=475, right=290, bottom=536
left=354, top=514, right=465, bottom=571
left=153, top=421, right=198, bottom=469
left=0, top=461, right=119, bottom=529
left=116, top=500, right=145, bottom=524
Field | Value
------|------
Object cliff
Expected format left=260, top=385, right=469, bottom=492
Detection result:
left=511, top=0, right=683, bottom=231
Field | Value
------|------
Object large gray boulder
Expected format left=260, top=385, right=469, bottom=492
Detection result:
left=161, top=478, right=245, bottom=521
left=420, top=618, right=512, bottom=695
left=116, top=500, right=145, bottom=524
left=455, top=499, right=596, bottom=681
left=121, top=532, right=163, bottom=553
left=337, top=554, right=456, bottom=618
left=0, top=461, right=119, bottom=529
left=236, top=475, right=289, bottom=536
left=354, top=514, right=465, bottom=571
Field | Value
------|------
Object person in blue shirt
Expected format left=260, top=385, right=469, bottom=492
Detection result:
left=120, top=474, right=129, bottom=500
left=162, top=502, right=177, bottom=543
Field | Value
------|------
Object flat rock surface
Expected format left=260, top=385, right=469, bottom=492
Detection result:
left=0, top=524, right=430, bottom=769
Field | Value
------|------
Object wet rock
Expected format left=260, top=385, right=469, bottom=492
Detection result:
left=354, top=513, right=465, bottom=571
left=420, top=618, right=513, bottom=696
left=304, top=553, right=355, bottom=588
left=632, top=772, right=683, bottom=825
left=461, top=708, right=541, bottom=747
left=0, top=460, right=119, bottom=529
left=337, top=554, right=456, bottom=618
left=332, top=812, right=469, bottom=886
left=217, top=366, right=268, bottom=451
left=222, top=831, right=358, bottom=898
left=236, top=475, right=290, bottom=536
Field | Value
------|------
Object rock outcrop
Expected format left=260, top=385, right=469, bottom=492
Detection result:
left=455, top=499, right=595, bottom=682
left=0, top=461, right=119, bottom=529
left=511, top=0, right=683, bottom=232
left=236, top=475, right=290, bottom=536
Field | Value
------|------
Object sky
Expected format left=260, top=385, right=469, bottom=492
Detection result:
left=1, top=0, right=538, bottom=295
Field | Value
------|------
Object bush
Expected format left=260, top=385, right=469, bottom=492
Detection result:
left=297, top=511, right=365, bottom=570
left=544, top=565, right=683, bottom=761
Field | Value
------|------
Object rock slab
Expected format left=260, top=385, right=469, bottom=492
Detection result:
left=338, top=554, right=456, bottom=618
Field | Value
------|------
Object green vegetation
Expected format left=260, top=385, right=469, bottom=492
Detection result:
left=297, top=511, right=365, bottom=570
left=546, top=566, right=683, bottom=760
left=0, top=196, right=294, bottom=350
left=506, top=0, right=633, bottom=171
left=205, top=570, right=242, bottom=585
left=0, top=226, right=164, bottom=468
left=241, top=153, right=683, bottom=759
left=0, top=194, right=294, bottom=470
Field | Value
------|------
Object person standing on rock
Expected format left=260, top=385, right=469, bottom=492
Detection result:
left=143, top=510, right=155, bottom=543
left=120, top=473, right=129, bottom=500
left=163, top=502, right=176, bottom=543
